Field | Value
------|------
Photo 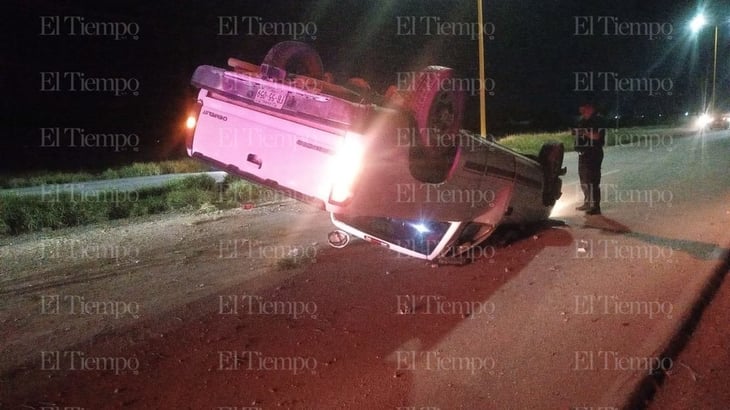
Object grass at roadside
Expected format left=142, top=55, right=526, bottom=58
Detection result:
left=499, top=131, right=573, bottom=155
left=499, top=125, right=682, bottom=156
left=0, top=158, right=209, bottom=189
left=0, top=174, right=282, bottom=236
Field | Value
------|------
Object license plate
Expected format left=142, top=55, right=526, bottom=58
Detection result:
left=254, top=86, right=287, bottom=109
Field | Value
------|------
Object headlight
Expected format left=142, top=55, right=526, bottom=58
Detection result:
left=329, top=132, right=365, bottom=205
left=696, top=113, right=711, bottom=129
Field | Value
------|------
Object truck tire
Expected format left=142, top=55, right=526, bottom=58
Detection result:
left=404, top=66, right=465, bottom=150
left=538, top=141, right=565, bottom=206
left=262, top=41, right=324, bottom=80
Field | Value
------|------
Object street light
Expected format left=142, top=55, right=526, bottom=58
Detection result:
left=690, top=14, right=707, bottom=33
left=690, top=13, right=719, bottom=112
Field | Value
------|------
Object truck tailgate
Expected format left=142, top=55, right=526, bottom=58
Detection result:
left=190, top=91, right=344, bottom=205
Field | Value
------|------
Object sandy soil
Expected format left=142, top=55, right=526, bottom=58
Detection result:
left=1, top=143, right=729, bottom=409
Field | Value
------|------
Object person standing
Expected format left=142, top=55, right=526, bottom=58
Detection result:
left=573, top=102, right=606, bottom=215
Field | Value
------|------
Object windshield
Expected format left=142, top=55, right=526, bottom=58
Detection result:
left=333, top=214, right=451, bottom=256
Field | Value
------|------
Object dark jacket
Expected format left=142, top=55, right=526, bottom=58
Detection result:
left=574, top=115, right=606, bottom=152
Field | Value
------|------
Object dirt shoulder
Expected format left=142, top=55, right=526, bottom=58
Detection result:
left=0, top=200, right=330, bottom=376
left=648, top=258, right=730, bottom=409
left=1, top=195, right=728, bottom=409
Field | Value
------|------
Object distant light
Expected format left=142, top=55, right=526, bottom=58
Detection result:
left=690, top=14, right=707, bottom=33
left=185, top=116, right=197, bottom=129
left=696, top=113, right=711, bottom=129
left=685, top=112, right=689, bottom=116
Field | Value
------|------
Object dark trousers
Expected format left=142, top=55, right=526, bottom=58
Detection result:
left=578, top=148, right=603, bottom=208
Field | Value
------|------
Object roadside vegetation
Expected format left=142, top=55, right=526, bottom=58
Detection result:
left=0, top=174, right=283, bottom=236
left=0, top=159, right=209, bottom=189
left=499, top=125, right=685, bottom=156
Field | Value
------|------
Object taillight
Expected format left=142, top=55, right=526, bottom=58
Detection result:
left=185, top=99, right=203, bottom=151
left=329, top=132, right=365, bottom=205
left=185, top=116, right=197, bottom=129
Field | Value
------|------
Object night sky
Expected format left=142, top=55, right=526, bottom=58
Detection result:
left=3, top=0, right=729, bottom=172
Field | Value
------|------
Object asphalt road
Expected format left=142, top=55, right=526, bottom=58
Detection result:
left=1, top=129, right=728, bottom=409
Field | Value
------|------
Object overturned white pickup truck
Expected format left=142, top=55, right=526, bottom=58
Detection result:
left=186, top=41, right=565, bottom=262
